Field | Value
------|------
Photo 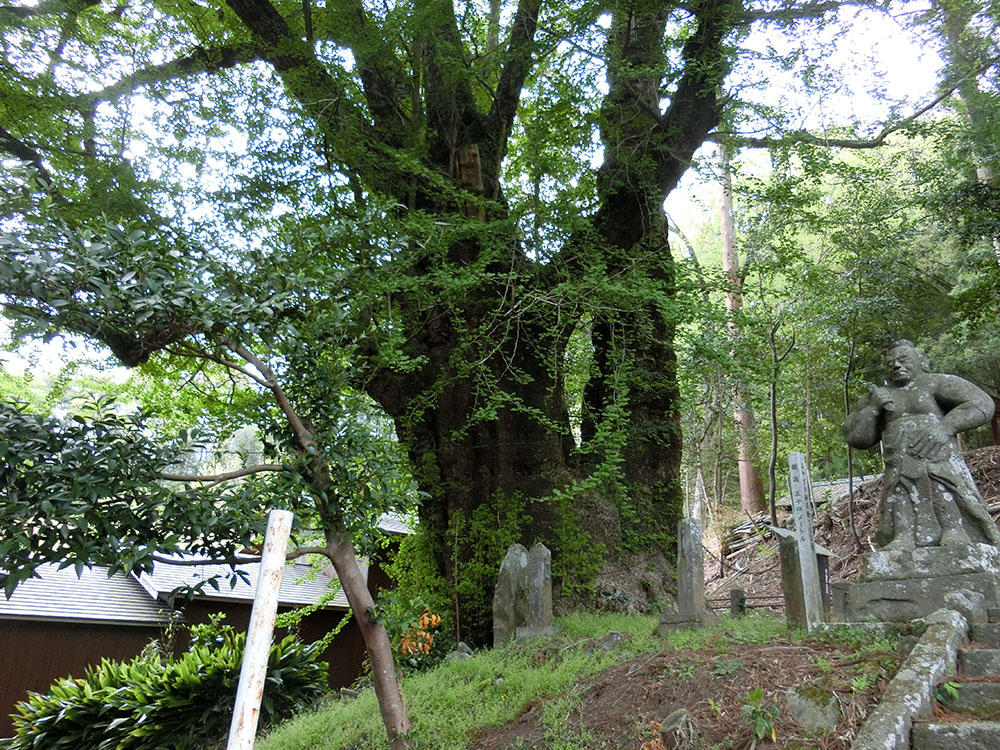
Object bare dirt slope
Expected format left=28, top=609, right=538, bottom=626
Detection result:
left=470, top=627, right=898, bottom=749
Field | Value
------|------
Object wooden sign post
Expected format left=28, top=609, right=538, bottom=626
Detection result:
left=787, top=453, right=824, bottom=631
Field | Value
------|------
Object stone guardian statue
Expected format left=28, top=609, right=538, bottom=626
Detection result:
left=843, top=340, right=1000, bottom=549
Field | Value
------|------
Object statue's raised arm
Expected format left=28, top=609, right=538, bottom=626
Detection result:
left=844, top=385, right=895, bottom=451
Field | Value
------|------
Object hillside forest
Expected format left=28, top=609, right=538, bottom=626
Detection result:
left=1, top=0, right=999, bottom=745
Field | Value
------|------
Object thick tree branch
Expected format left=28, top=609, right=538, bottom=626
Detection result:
left=223, top=0, right=387, bottom=188
left=324, top=0, right=411, bottom=146
left=0, top=301, right=188, bottom=367
left=224, top=0, right=366, bottom=138
left=418, top=0, right=483, bottom=166
left=286, top=545, right=330, bottom=559
left=0, top=126, right=59, bottom=191
left=160, top=464, right=288, bottom=484
left=733, top=0, right=888, bottom=24
left=657, top=0, right=742, bottom=196
left=70, top=44, right=264, bottom=109
left=486, top=0, right=542, bottom=155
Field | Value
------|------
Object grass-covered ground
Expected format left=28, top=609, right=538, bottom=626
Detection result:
left=257, top=612, right=900, bottom=750
left=258, top=612, right=662, bottom=750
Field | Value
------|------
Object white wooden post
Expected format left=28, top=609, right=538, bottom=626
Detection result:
left=226, top=509, right=294, bottom=750
left=788, top=453, right=824, bottom=631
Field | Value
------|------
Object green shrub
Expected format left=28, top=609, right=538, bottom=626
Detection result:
left=1, top=626, right=328, bottom=750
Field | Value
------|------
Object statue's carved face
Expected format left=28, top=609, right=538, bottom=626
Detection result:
left=885, top=346, right=924, bottom=385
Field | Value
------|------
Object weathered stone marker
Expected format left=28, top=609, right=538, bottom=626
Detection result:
left=493, top=542, right=557, bottom=645
left=678, top=519, right=705, bottom=615
left=779, top=534, right=807, bottom=628
left=729, top=587, right=747, bottom=618
left=493, top=543, right=529, bottom=646
left=788, top=452, right=824, bottom=631
left=516, top=543, right=558, bottom=640
left=774, top=525, right=835, bottom=628
left=659, top=519, right=711, bottom=633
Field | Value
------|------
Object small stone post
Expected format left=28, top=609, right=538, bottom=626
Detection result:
left=660, top=519, right=710, bottom=633
left=788, top=453, right=824, bottom=631
left=729, top=587, right=747, bottom=618
left=680, top=519, right=705, bottom=616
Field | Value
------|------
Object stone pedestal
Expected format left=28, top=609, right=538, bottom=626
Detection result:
left=832, top=544, right=1000, bottom=623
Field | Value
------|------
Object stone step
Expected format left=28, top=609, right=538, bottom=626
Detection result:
left=959, top=648, right=1000, bottom=677
left=936, top=681, right=1000, bottom=719
left=912, top=721, right=1000, bottom=749
left=972, top=623, right=1000, bottom=648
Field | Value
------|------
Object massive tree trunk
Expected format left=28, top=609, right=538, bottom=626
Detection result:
left=222, top=0, right=736, bottom=645
left=366, top=292, right=576, bottom=644
left=365, top=1, right=734, bottom=645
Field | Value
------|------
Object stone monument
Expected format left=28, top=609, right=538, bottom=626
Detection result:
left=515, top=543, right=558, bottom=640
left=493, top=542, right=557, bottom=645
left=659, top=519, right=712, bottom=633
left=493, top=543, right=529, bottom=646
left=833, top=340, right=1000, bottom=622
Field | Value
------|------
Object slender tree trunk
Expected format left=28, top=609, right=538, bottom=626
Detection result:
left=719, top=145, right=767, bottom=515
left=233, top=343, right=416, bottom=748
left=936, top=0, right=1000, bottom=266
left=768, top=377, right=779, bottom=526
left=766, top=319, right=795, bottom=526
left=326, top=530, right=411, bottom=750
left=842, top=340, right=863, bottom=551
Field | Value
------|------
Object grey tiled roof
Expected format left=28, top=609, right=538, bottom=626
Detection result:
left=0, top=512, right=411, bottom=623
left=137, top=512, right=413, bottom=610
left=377, top=512, right=413, bottom=535
left=138, top=557, right=351, bottom=610
left=0, top=564, right=179, bottom=626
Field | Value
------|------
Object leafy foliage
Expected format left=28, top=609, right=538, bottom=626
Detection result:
left=0, top=622, right=327, bottom=750
left=0, top=395, right=267, bottom=597
left=740, top=687, right=780, bottom=741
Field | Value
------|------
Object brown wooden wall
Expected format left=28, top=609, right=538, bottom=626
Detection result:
left=0, top=608, right=371, bottom=739
left=0, top=619, right=163, bottom=738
